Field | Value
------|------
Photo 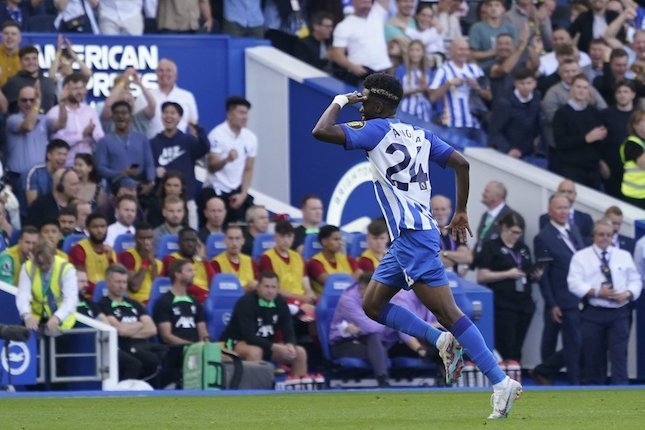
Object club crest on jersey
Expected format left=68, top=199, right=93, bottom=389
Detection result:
left=346, top=121, right=365, bottom=129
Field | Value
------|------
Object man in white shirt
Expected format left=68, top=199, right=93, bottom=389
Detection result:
left=98, top=0, right=144, bottom=35
left=567, top=218, right=641, bottom=385
left=105, top=195, right=138, bottom=247
left=200, top=96, right=257, bottom=225
left=329, top=0, right=391, bottom=86
left=143, top=58, right=198, bottom=139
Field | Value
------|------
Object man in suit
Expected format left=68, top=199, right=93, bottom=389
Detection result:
left=604, top=206, right=635, bottom=255
left=569, top=0, right=625, bottom=53
left=474, top=180, right=513, bottom=265
left=539, top=179, right=594, bottom=245
left=531, top=193, right=584, bottom=385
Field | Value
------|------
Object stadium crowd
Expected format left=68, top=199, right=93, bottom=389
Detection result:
left=0, top=0, right=643, bottom=389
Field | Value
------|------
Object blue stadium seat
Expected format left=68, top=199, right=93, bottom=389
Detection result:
left=156, top=234, right=179, bottom=258
left=62, top=233, right=86, bottom=254
left=251, top=232, right=275, bottom=260
left=146, top=277, right=172, bottom=315
left=205, top=233, right=226, bottom=259
left=315, top=273, right=372, bottom=369
left=92, top=280, right=108, bottom=303
left=113, top=234, right=136, bottom=254
left=302, top=234, right=322, bottom=260
left=204, top=274, right=244, bottom=340
left=347, top=232, right=367, bottom=258
left=9, top=229, right=20, bottom=246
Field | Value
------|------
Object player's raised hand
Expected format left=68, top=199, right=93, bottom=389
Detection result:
left=343, top=90, right=365, bottom=104
left=447, top=210, right=473, bottom=243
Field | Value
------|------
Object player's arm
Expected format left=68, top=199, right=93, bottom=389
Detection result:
left=445, top=151, right=472, bottom=243
left=312, top=92, right=365, bottom=145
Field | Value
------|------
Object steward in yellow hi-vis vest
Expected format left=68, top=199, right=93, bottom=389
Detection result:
left=620, top=134, right=645, bottom=207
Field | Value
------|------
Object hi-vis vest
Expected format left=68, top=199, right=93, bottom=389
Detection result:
left=311, top=252, right=353, bottom=295
left=359, top=249, right=381, bottom=272
left=263, top=248, right=305, bottom=295
left=25, top=256, right=76, bottom=329
left=124, top=248, right=162, bottom=303
left=213, top=252, right=255, bottom=287
left=620, top=135, right=645, bottom=199
left=78, top=239, right=116, bottom=289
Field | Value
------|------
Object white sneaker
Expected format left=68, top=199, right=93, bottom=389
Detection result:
left=488, top=377, right=523, bottom=419
left=436, top=332, right=464, bottom=384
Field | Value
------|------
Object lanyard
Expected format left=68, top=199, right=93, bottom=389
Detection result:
left=593, top=249, right=612, bottom=283
left=503, top=247, right=523, bottom=268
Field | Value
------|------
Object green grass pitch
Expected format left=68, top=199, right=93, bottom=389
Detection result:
left=0, top=389, right=643, bottom=429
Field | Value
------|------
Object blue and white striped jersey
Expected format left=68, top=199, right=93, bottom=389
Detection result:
left=341, top=118, right=454, bottom=240
left=429, top=61, right=484, bottom=129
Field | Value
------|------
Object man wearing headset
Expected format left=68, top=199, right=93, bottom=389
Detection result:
left=26, top=168, right=80, bottom=228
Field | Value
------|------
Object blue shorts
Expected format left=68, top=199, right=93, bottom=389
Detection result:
left=373, top=228, right=448, bottom=290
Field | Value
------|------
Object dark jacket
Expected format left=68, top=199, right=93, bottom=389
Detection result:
left=569, top=10, right=624, bottom=53
left=293, top=35, right=332, bottom=72
left=2, top=71, right=57, bottom=114
left=489, top=90, right=543, bottom=156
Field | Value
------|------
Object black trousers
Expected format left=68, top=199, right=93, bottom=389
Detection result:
left=494, top=306, right=534, bottom=362
left=535, top=308, right=582, bottom=384
left=119, top=343, right=167, bottom=385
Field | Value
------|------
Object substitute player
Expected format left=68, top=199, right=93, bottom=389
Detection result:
left=312, top=73, right=522, bottom=419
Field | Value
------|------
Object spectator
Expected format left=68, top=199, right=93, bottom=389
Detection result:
left=435, top=0, right=462, bottom=40
left=71, top=200, right=90, bottom=235
left=487, top=29, right=538, bottom=101
left=68, top=213, right=117, bottom=298
left=39, top=218, right=68, bottom=259
left=153, top=258, right=209, bottom=388
left=118, top=222, right=162, bottom=304
left=541, top=60, right=607, bottom=173
left=552, top=74, right=606, bottom=190
left=222, top=271, right=308, bottom=379
left=240, top=204, right=269, bottom=256
left=568, top=218, right=641, bottom=385
left=27, top=168, right=79, bottom=228
left=429, top=38, right=491, bottom=146
left=476, top=211, right=535, bottom=363
left=5, top=85, right=68, bottom=194
left=221, top=0, right=263, bottom=38
left=404, top=3, right=445, bottom=56
left=0, top=200, right=15, bottom=245
left=328, top=0, right=391, bottom=86
left=212, top=223, right=258, bottom=291
left=307, top=225, right=360, bottom=295
left=24, top=139, right=69, bottom=208
left=98, top=264, right=165, bottom=384
left=0, top=21, right=22, bottom=88
left=201, top=96, right=257, bottom=225
left=356, top=219, right=388, bottom=273
left=293, top=11, right=334, bottom=72
left=0, top=225, right=38, bottom=285
left=2, top=45, right=57, bottom=114
left=152, top=195, right=186, bottom=248
left=329, top=273, right=390, bottom=386
left=258, top=220, right=315, bottom=315
left=395, top=39, right=436, bottom=123
left=531, top=193, right=583, bottom=385
left=95, top=100, right=155, bottom=194
left=488, top=68, right=543, bottom=159
left=58, top=205, right=79, bottom=238
left=54, top=0, right=99, bottom=33
left=594, top=48, right=645, bottom=104
left=157, top=0, right=213, bottom=33
left=587, top=38, right=610, bottom=80
left=504, top=0, right=553, bottom=52
left=105, top=195, right=137, bottom=248
left=569, top=0, right=624, bottom=53
left=600, top=80, right=637, bottom=198
left=161, top=227, right=215, bottom=303
left=16, top=240, right=78, bottom=335
left=468, top=0, right=517, bottom=70
left=292, top=194, right=324, bottom=253
left=198, top=196, right=226, bottom=243
left=47, top=34, right=92, bottom=96
left=150, top=101, right=209, bottom=223
left=73, top=153, right=106, bottom=212
left=537, top=44, right=580, bottom=96
left=619, top=110, right=645, bottom=208
left=98, top=0, right=144, bottom=35
left=147, top=171, right=190, bottom=229
left=603, top=206, right=635, bottom=254
left=145, top=59, right=198, bottom=139
left=431, top=195, right=471, bottom=276
left=539, top=179, right=594, bottom=245
left=475, top=180, right=513, bottom=249
left=48, top=72, right=105, bottom=167
left=538, top=28, right=592, bottom=77
left=384, top=0, right=416, bottom=44
left=101, top=67, right=156, bottom=134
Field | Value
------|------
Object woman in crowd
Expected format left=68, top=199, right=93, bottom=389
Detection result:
left=146, top=171, right=193, bottom=228
left=73, top=153, right=106, bottom=212
left=396, top=39, right=436, bottom=123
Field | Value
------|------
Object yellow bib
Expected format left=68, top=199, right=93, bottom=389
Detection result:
left=311, top=252, right=353, bottom=294
left=213, top=252, right=255, bottom=287
left=263, top=248, right=305, bottom=295
left=124, top=248, right=163, bottom=303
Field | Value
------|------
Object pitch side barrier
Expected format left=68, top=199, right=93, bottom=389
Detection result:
left=466, top=147, right=645, bottom=379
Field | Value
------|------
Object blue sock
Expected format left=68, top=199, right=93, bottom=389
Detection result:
left=377, top=303, right=442, bottom=346
left=451, top=315, right=506, bottom=385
